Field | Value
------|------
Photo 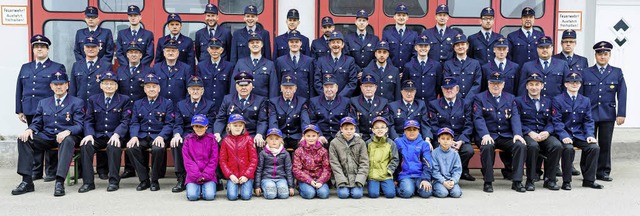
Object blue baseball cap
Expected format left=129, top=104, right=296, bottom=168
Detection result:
left=322, top=74, right=338, bottom=85
left=402, top=80, right=416, bottom=90
left=244, top=5, right=258, bottom=15
left=488, top=72, right=505, bottom=83
left=287, top=9, right=299, bottom=19
left=303, top=124, right=320, bottom=134
left=361, top=74, right=376, bottom=84
left=480, top=7, right=495, bottom=17
left=207, top=37, right=223, bottom=48
left=266, top=128, right=283, bottom=138
left=437, top=127, right=455, bottom=137
left=143, top=73, right=160, bottom=84
left=562, top=29, right=577, bottom=39
left=371, top=116, right=388, bottom=126
left=436, top=4, right=449, bottom=14
left=328, top=31, right=344, bottom=41
left=127, top=5, right=141, bottom=15
left=395, top=4, right=409, bottom=14
left=321, top=16, right=334, bottom=26
left=356, top=9, right=368, bottom=19
left=84, top=36, right=99, bottom=46
left=404, top=120, right=420, bottom=129
left=526, top=72, right=544, bottom=83
left=187, top=76, right=204, bottom=87
left=99, top=71, right=117, bottom=82
left=191, top=114, right=208, bottom=126
left=593, top=41, right=613, bottom=52
left=31, top=34, right=51, bottom=46
left=453, top=33, right=468, bottom=44
left=281, top=74, right=297, bottom=86
left=521, top=7, right=535, bottom=17
left=204, top=4, right=218, bottom=14
left=228, top=114, right=245, bottom=124
left=494, top=37, right=509, bottom=48
left=167, top=13, right=181, bottom=23
left=537, top=36, right=553, bottom=47
left=84, top=6, right=98, bottom=17
left=441, top=77, right=459, bottom=88
left=50, top=71, right=68, bottom=84
left=565, top=71, right=582, bottom=82
left=340, top=117, right=357, bottom=127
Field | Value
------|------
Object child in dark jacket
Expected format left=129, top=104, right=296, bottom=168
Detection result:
left=182, top=114, right=219, bottom=201
left=219, top=114, right=258, bottom=201
left=293, top=125, right=332, bottom=199
left=395, top=120, right=434, bottom=198
left=431, top=127, right=463, bottom=198
left=254, top=128, right=295, bottom=199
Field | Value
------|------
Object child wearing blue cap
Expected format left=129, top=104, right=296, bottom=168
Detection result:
left=219, top=114, right=258, bottom=200
left=366, top=116, right=399, bottom=198
left=293, top=125, right=332, bottom=199
left=254, top=128, right=295, bottom=199
left=329, top=117, right=369, bottom=199
left=394, top=120, right=434, bottom=198
left=182, top=114, right=219, bottom=201
left=431, top=127, right=463, bottom=198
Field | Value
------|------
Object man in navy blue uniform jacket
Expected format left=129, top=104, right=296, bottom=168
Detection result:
left=74, top=6, right=114, bottom=62
left=468, top=7, right=504, bottom=65
left=507, top=7, right=545, bottom=66
left=230, top=5, right=271, bottom=63
left=274, top=9, right=310, bottom=58
left=194, top=3, right=232, bottom=62
left=275, top=31, right=315, bottom=100
left=155, top=13, right=195, bottom=69
left=115, top=5, right=154, bottom=67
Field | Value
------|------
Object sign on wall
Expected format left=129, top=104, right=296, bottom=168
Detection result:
left=558, top=11, right=582, bottom=31
left=1, top=5, right=27, bottom=25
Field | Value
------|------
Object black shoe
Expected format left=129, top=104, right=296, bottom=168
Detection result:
left=43, top=176, right=56, bottom=182
left=172, top=180, right=185, bottom=193
left=571, top=167, right=580, bottom=176
left=525, top=181, right=535, bottom=191
left=120, top=170, right=136, bottom=179
left=543, top=181, right=560, bottom=190
left=54, top=182, right=65, bottom=197
left=561, top=182, right=572, bottom=190
left=136, top=180, right=150, bottom=191
left=150, top=181, right=160, bottom=191
left=98, top=173, right=109, bottom=180
left=582, top=181, right=604, bottom=189
left=511, top=182, right=526, bottom=193
left=78, top=183, right=95, bottom=193
left=107, top=183, right=119, bottom=192
left=11, top=181, right=35, bottom=195
left=460, top=172, right=476, bottom=181
left=31, top=175, right=43, bottom=181
left=597, top=175, right=613, bottom=182
left=483, top=183, right=493, bottom=193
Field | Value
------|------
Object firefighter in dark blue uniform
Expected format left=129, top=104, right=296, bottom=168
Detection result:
left=230, top=5, right=271, bottom=63
left=308, top=74, right=351, bottom=147
left=402, top=33, right=442, bottom=103
left=275, top=30, right=315, bottom=100
left=70, top=36, right=113, bottom=105
left=153, top=39, right=194, bottom=105
left=117, top=42, right=153, bottom=105
left=155, top=13, right=195, bottom=69
left=79, top=72, right=132, bottom=193
left=553, top=30, right=589, bottom=72
left=428, top=77, right=475, bottom=181
left=389, top=80, right=429, bottom=140
left=16, top=35, right=65, bottom=181
left=481, top=37, right=519, bottom=94
left=194, top=4, right=232, bottom=62
left=13, top=71, right=84, bottom=197
left=348, top=75, right=393, bottom=141
left=443, top=33, right=482, bottom=105
left=582, top=41, right=627, bottom=182
left=313, top=31, right=359, bottom=98
left=473, top=72, right=527, bottom=193
left=115, top=5, right=154, bottom=67
left=362, top=41, right=401, bottom=102
left=230, top=33, right=279, bottom=98
left=507, top=7, right=545, bottom=66
left=515, top=72, right=562, bottom=191
left=213, top=72, right=268, bottom=146
left=170, top=76, right=217, bottom=193
left=552, top=71, right=603, bottom=190
left=126, top=73, right=175, bottom=192
left=74, top=6, right=114, bottom=62
left=274, top=9, right=310, bottom=58
left=382, top=4, right=417, bottom=71
left=422, top=4, right=460, bottom=63
left=345, top=9, right=379, bottom=69
left=311, top=17, right=347, bottom=60
left=196, top=37, right=233, bottom=111
left=467, top=7, right=504, bottom=65
left=517, top=36, right=570, bottom=97
left=267, top=75, right=310, bottom=152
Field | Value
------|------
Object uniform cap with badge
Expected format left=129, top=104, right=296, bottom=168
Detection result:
left=84, top=6, right=98, bottom=18
left=187, top=76, right=204, bottom=87
left=453, top=33, right=468, bottom=45
left=127, top=41, right=143, bottom=52
left=521, top=7, right=535, bottom=17
left=494, top=37, right=509, bottom=47
left=321, top=16, right=334, bottom=26
left=207, top=37, right=223, bottom=48
left=204, top=4, right=218, bottom=14
left=537, top=36, right=553, bottom=47
left=244, top=5, right=258, bottom=15
left=143, top=73, right=160, bottom=84
left=99, top=71, right=118, bottom=82
left=248, top=32, right=263, bottom=42
left=402, top=80, right=417, bottom=90
left=480, top=7, right=495, bottom=17
left=51, top=71, right=69, bottom=84
left=416, top=34, right=430, bottom=45
left=562, top=29, right=577, bottom=39
left=288, top=30, right=302, bottom=41
left=395, top=4, right=409, bottom=14
left=593, top=41, right=613, bottom=52
left=375, top=40, right=390, bottom=51
left=287, top=9, right=300, bottom=19
left=127, top=5, right=141, bottom=15
left=322, top=74, right=338, bottom=85
left=167, top=13, right=182, bottom=23
left=361, top=74, right=376, bottom=84
left=565, top=71, right=582, bottom=82
left=526, top=72, right=544, bottom=83
left=163, top=39, right=179, bottom=49
left=328, top=31, right=344, bottom=41
left=280, top=74, right=297, bottom=86
left=441, top=76, right=459, bottom=88
left=84, top=36, right=99, bottom=47
left=436, top=4, right=449, bottom=14
left=234, top=72, right=254, bottom=86
left=488, top=72, right=505, bottom=83
left=356, top=9, right=369, bottom=19
left=31, top=34, right=51, bottom=47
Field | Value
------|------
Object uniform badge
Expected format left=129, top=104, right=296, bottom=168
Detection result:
left=65, top=112, right=71, bottom=121
left=610, top=85, right=615, bottom=89
left=367, top=43, right=371, bottom=47
left=446, top=38, right=451, bottom=41
left=138, top=38, right=143, bottom=42
left=388, top=75, right=393, bottom=79
left=254, top=106, right=257, bottom=111
left=505, top=109, right=511, bottom=119
left=230, top=105, right=235, bottom=112
left=262, top=67, right=267, bottom=70
left=397, top=108, right=402, bottom=116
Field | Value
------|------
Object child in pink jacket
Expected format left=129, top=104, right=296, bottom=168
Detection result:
left=182, top=114, right=219, bottom=201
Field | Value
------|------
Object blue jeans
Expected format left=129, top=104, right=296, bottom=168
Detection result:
left=396, top=178, right=432, bottom=198
left=336, top=186, right=363, bottom=199
left=261, top=179, right=290, bottom=199
left=298, top=182, right=329, bottom=199
left=226, top=179, right=253, bottom=201
left=433, top=182, right=462, bottom=198
left=186, top=181, right=216, bottom=201
left=368, top=179, right=396, bottom=198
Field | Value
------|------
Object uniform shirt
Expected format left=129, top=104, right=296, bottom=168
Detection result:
left=15, top=59, right=66, bottom=115
left=194, top=25, right=232, bottom=62
left=29, top=94, right=85, bottom=140
left=467, top=30, right=504, bottom=64
left=116, top=26, right=155, bottom=67
left=402, top=56, right=443, bottom=102
left=507, top=28, right=544, bottom=66
left=74, top=27, right=115, bottom=62
left=196, top=58, right=233, bottom=111
left=155, top=34, right=196, bottom=69
left=581, top=64, right=627, bottom=122
left=84, top=93, right=132, bottom=138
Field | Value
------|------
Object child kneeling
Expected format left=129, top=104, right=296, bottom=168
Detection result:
left=293, top=125, right=332, bottom=199
left=366, top=117, right=399, bottom=198
left=183, top=114, right=219, bottom=201
left=219, top=114, right=258, bottom=201
left=329, top=117, right=369, bottom=199
left=395, top=120, right=434, bottom=198
left=432, top=128, right=463, bottom=198
left=254, top=128, right=295, bottom=199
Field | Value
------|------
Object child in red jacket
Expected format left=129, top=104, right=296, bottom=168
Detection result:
left=293, top=125, right=332, bottom=199
left=219, top=114, right=258, bottom=201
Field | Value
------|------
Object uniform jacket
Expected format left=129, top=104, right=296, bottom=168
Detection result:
left=275, top=53, right=316, bottom=99
left=345, top=32, right=379, bottom=68
left=29, top=95, right=85, bottom=140
left=254, top=147, right=294, bottom=188
left=428, top=96, right=472, bottom=143
left=69, top=58, right=112, bottom=103
left=230, top=57, right=279, bottom=98
left=155, top=34, right=196, bottom=69
left=389, top=99, right=429, bottom=140
left=173, top=98, right=216, bottom=136
left=467, top=31, right=504, bottom=64
left=553, top=53, right=589, bottom=72
left=313, top=54, right=359, bottom=97
left=473, top=91, right=523, bottom=140
left=422, top=27, right=460, bottom=62
left=74, top=27, right=115, bottom=62
left=214, top=94, right=268, bottom=136
left=443, top=57, right=482, bottom=105
left=329, top=133, right=369, bottom=188
left=84, top=93, right=132, bottom=138
left=402, top=57, right=443, bottom=102
left=506, top=29, right=544, bottom=66
left=307, top=95, right=350, bottom=140
left=194, top=25, right=232, bottom=62
left=15, top=59, right=65, bottom=115
left=230, top=26, right=271, bottom=63
left=394, top=134, right=433, bottom=181
left=182, top=133, right=219, bottom=184
left=515, top=95, right=554, bottom=135
left=129, top=96, right=175, bottom=140
left=267, top=96, right=310, bottom=140
left=292, top=140, right=332, bottom=185
left=196, top=59, right=233, bottom=111
left=552, top=92, right=595, bottom=141
left=362, top=61, right=402, bottom=102
left=153, top=61, right=194, bottom=104
left=116, top=27, right=154, bottom=67
left=274, top=31, right=310, bottom=58
left=349, top=95, right=393, bottom=141
left=581, top=65, right=627, bottom=122
left=382, top=27, right=417, bottom=70
left=366, top=136, right=399, bottom=181
left=518, top=58, right=570, bottom=97
left=219, top=131, right=257, bottom=179
left=116, top=64, right=153, bottom=105
left=310, top=36, right=348, bottom=60
left=481, top=60, right=520, bottom=94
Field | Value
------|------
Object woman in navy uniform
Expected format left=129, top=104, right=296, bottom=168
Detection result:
left=127, top=73, right=175, bottom=192
left=275, top=31, right=315, bottom=100
left=428, top=77, right=474, bottom=181
left=382, top=4, right=417, bottom=70
left=552, top=71, right=603, bottom=190
left=170, top=76, right=217, bottom=193
left=582, top=41, right=627, bottom=182
left=153, top=39, right=194, bottom=105
left=481, top=37, right=519, bottom=94
left=13, top=71, right=84, bottom=197
left=402, top=33, right=442, bottom=103
left=267, top=75, right=310, bottom=153
left=553, top=30, right=589, bottom=72
left=468, top=7, right=504, bottom=65
left=517, top=36, right=570, bottom=97
left=195, top=3, right=232, bottom=62
left=16, top=34, right=65, bottom=181
left=389, top=80, right=429, bottom=140
left=70, top=36, right=113, bottom=104
left=74, top=6, right=114, bottom=62
left=443, top=33, right=482, bottom=106
left=274, top=9, right=310, bottom=58
left=507, top=7, right=545, bottom=66
left=473, top=72, right=527, bottom=193
left=346, top=10, right=379, bottom=69
left=313, top=31, right=359, bottom=98
left=308, top=74, right=351, bottom=147
left=348, top=75, right=393, bottom=141
left=197, top=37, right=233, bottom=111
left=155, top=14, right=195, bottom=69
left=361, top=41, right=401, bottom=102
left=115, top=5, right=154, bottom=67
left=79, top=72, right=132, bottom=193
left=230, top=5, right=271, bottom=63
left=230, top=33, right=279, bottom=99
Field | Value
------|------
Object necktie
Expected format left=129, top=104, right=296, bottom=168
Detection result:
left=88, top=61, right=94, bottom=70
left=334, top=57, right=339, bottom=64
left=499, top=62, right=504, bottom=72
left=571, top=96, right=576, bottom=102
left=90, top=30, right=95, bottom=35
left=240, top=98, right=247, bottom=108
left=56, top=98, right=61, bottom=107
left=149, top=99, right=154, bottom=105
left=248, top=29, right=254, bottom=35
left=420, top=61, right=426, bottom=69
left=253, top=59, right=259, bottom=66
left=379, top=67, right=384, bottom=74
left=193, top=101, right=198, bottom=111
left=485, top=32, right=490, bottom=41
left=439, top=29, right=444, bottom=38
left=36, top=62, right=43, bottom=70
left=599, top=67, right=605, bottom=74
left=286, top=99, right=291, bottom=107
left=533, top=99, right=540, bottom=111
left=130, top=66, right=136, bottom=74
left=359, top=34, right=365, bottom=42
left=448, top=101, right=454, bottom=110
left=399, top=29, right=404, bottom=38
left=494, top=96, right=500, bottom=103
left=292, top=55, right=297, bottom=65
left=171, top=36, right=177, bottom=41
left=567, top=56, right=573, bottom=63
left=543, top=61, right=549, bottom=70
left=460, top=59, right=465, bottom=65
left=407, top=103, right=412, bottom=110
left=132, top=30, right=138, bottom=38
left=526, top=31, right=531, bottom=40
left=212, top=63, right=218, bottom=70
left=367, top=98, right=373, bottom=106
left=209, top=28, right=215, bottom=38
left=169, top=66, right=175, bottom=73
left=105, top=97, right=111, bottom=109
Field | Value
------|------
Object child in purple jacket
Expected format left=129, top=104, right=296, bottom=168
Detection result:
left=254, top=128, right=295, bottom=199
left=182, top=114, right=219, bottom=201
